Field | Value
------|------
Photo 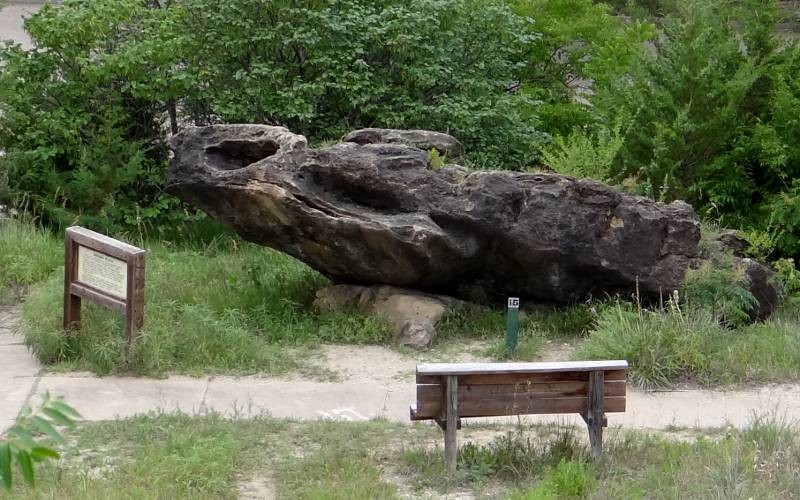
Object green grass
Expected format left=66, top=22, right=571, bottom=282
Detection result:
left=4, top=413, right=800, bottom=499
left=3, top=414, right=428, bottom=500
left=575, top=300, right=800, bottom=389
left=0, top=219, right=61, bottom=303
left=434, top=303, right=595, bottom=361
left=20, top=235, right=392, bottom=376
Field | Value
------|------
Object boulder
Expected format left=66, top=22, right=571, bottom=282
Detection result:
left=313, top=285, right=463, bottom=348
left=166, top=124, right=778, bottom=317
left=739, top=258, right=782, bottom=320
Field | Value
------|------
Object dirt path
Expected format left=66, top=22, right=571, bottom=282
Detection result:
left=4, top=303, right=800, bottom=433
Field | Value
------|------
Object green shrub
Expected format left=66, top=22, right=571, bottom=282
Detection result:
left=593, top=0, right=800, bottom=257
left=0, top=0, right=554, bottom=232
left=684, top=261, right=757, bottom=328
left=0, top=1, right=182, bottom=233
left=539, top=119, right=627, bottom=181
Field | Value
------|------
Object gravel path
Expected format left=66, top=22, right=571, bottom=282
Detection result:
left=3, top=304, right=800, bottom=434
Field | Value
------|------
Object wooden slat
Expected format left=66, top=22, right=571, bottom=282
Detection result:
left=445, top=376, right=458, bottom=476
left=66, top=226, right=145, bottom=260
left=417, top=360, right=628, bottom=377
left=417, top=369, right=627, bottom=385
left=411, top=395, right=626, bottom=420
left=417, top=380, right=625, bottom=403
left=70, top=283, right=126, bottom=313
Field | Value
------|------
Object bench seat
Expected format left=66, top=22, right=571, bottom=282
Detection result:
left=410, top=360, right=629, bottom=476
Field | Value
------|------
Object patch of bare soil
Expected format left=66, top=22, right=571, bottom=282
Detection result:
left=381, top=468, right=478, bottom=500
left=237, top=475, right=276, bottom=500
left=316, top=342, right=493, bottom=384
left=535, top=340, right=576, bottom=362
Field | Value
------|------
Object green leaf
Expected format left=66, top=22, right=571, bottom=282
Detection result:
left=7, top=427, right=37, bottom=452
left=30, top=416, right=65, bottom=445
left=16, top=450, right=34, bottom=487
left=0, top=443, right=11, bottom=490
left=42, top=407, right=75, bottom=429
left=50, top=400, right=82, bottom=419
left=30, top=447, right=60, bottom=461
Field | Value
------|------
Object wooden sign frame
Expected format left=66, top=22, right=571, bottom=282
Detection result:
left=63, top=226, right=145, bottom=345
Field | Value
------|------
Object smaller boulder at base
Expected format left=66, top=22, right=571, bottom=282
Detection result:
left=313, top=285, right=464, bottom=349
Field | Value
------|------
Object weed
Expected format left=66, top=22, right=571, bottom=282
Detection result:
left=511, top=458, right=597, bottom=499
left=684, top=261, right=757, bottom=328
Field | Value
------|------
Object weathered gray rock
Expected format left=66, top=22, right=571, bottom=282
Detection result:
left=166, top=124, right=777, bottom=317
left=703, top=230, right=783, bottom=320
left=313, top=285, right=463, bottom=349
left=739, top=258, right=782, bottom=320
left=343, top=128, right=464, bottom=160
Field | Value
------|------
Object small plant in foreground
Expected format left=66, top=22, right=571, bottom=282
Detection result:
left=511, top=458, right=596, bottom=499
left=1, top=393, right=79, bottom=490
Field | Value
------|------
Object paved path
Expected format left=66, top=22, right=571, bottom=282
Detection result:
left=3, top=304, right=800, bottom=434
left=0, top=1, right=46, bottom=49
left=0, top=305, right=40, bottom=433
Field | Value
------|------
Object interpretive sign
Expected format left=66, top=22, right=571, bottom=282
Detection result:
left=64, top=226, right=145, bottom=345
left=77, top=247, right=128, bottom=300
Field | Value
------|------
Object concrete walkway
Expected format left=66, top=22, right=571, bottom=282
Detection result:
left=3, top=304, right=800, bottom=433
left=0, top=305, right=40, bottom=433
left=0, top=1, right=46, bottom=49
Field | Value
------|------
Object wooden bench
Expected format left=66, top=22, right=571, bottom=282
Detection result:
left=410, top=360, right=629, bottom=476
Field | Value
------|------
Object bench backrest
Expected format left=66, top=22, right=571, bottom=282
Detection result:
left=410, top=360, right=628, bottom=420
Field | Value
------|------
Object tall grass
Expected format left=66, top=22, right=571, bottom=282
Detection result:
left=575, top=299, right=800, bottom=389
left=21, top=237, right=392, bottom=375
left=0, top=219, right=61, bottom=302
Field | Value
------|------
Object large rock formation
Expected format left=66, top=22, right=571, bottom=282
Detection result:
left=166, top=125, right=776, bottom=314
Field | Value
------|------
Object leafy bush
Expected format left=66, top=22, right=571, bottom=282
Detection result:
left=0, top=1, right=178, bottom=233
left=684, top=262, right=757, bottom=328
left=179, top=0, right=546, bottom=169
left=0, top=0, right=560, bottom=232
left=539, top=119, right=627, bottom=180
left=592, top=0, right=800, bottom=257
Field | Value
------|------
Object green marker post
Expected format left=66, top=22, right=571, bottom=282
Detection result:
left=506, top=297, right=520, bottom=355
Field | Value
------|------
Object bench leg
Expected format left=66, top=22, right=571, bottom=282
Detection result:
left=444, top=375, right=459, bottom=478
left=586, top=370, right=605, bottom=460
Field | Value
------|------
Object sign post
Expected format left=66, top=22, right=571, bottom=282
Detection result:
left=63, top=226, right=145, bottom=346
left=505, top=297, right=520, bottom=355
